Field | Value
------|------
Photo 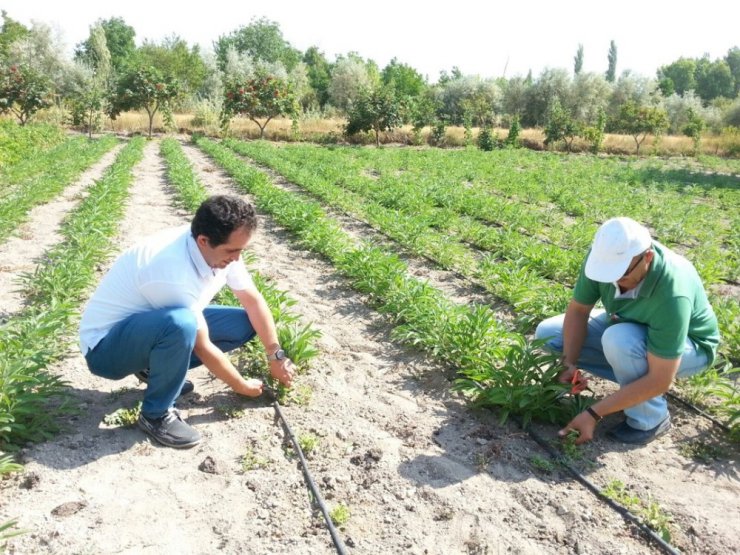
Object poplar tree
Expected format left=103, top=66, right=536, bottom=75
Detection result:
left=574, top=44, right=584, bottom=75
left=606, top=40, right=617, bottom=83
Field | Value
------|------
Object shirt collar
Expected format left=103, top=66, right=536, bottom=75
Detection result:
left=637, top=241, right=663, bottom=299
left=187, top=232, right=213, bottom=279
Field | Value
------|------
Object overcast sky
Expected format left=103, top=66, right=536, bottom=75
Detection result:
left=4, top=0, right=739, bottom=81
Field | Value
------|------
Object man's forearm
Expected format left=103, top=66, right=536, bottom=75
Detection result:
left=592, top=354, right=679, bottom=417
left=236, top=289, right=279, bottom=353
left=562, top=301, right=590, bottom=366
left=197, top=345, right=250, bottom=391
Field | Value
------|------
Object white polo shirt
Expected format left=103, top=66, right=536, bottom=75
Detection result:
left=79, top=225, right=253, bottom=354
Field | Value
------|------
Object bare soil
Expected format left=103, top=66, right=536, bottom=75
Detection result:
left=1, top=138, right=738, bottom=555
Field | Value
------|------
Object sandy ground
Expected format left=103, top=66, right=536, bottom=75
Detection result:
left=0, top=138, right=738, bottom=555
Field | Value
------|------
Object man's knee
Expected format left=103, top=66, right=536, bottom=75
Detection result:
left=161, top=308, right=198, bottom=344
left=535, top=315, right=565, bottom=352
left=601, top=323, right=648, bottom=372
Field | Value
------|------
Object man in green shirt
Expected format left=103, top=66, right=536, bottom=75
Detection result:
left=535, top=217, right=719, bottom=445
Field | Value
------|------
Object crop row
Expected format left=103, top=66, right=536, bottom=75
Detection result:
left=0, top=137, right=145, bottom=474
left=223, top=139, right=572, bottom=331
left=0, top=135, right=119, bottom=241
left=230, top=141, right=584, bottom=284
left=220, top=140, right=739, bottom=430
left=195, top=136, right=581, bottom=428
left=158, top=138, right=320, bottom=374
left=349, top=146, right=739, bottom=245
left=235, top=142, right=739, bottom=286
left=227, top=141, right=739, bottom=366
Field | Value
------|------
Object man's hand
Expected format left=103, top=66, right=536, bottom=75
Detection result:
left=235, top=378, right=264, bottom=397
left=558, top=411, right=597, bottom=445
left=558, top=364, right=589, bottom=392
left=270, top=358, right=295, bottom=388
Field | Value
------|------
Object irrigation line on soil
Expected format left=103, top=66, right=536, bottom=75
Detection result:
left=264, top=387, right=349, bottom=555
left=222, top=148, right=727, bottom=552
left=666, top=391, right=731, bottom=433
left=520, top=420, right=681, bottom=555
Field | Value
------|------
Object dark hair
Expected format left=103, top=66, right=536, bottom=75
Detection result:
left=191, top=195, right=257, bottom=246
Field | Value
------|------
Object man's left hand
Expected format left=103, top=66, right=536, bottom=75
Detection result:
left=558, top=411, right=597, bottom=445
left=269, top=358, right=295, bottom=388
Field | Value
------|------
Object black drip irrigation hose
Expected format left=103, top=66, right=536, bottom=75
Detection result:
left=518, top=419, right=681, bottom=555
left=666, top=391, right=731, bottom=433
left=264, top=386, right=349, bottom=555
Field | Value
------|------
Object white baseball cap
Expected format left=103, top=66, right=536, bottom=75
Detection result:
left=585, top=217, right=652, bottom=283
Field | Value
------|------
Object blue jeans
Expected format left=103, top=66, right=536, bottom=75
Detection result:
left=535, top=309, right=708, bottom=430
left=85, top=306, right=256, bottom=419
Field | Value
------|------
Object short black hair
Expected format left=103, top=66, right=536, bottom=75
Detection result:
left=191, top=195, right=257, bottom=246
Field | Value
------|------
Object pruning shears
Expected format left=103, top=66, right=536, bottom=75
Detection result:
left=570, top=369, right=589, bottom=395
left=557, top=368, right=590, bottom=399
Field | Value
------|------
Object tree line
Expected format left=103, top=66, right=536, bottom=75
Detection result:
left=1, top=11, right=739, bottom=153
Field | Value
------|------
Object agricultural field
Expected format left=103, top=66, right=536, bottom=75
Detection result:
left=0, top=127, right=738, bottom=554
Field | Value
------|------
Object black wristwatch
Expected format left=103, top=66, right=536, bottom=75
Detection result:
left=585, top=406, right=602, bottom=422
left=267, top=348, right=287, bottom=362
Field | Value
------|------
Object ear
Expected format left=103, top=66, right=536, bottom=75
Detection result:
left=196, top=234, right=210, bottom=248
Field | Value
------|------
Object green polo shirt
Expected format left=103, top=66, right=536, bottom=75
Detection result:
left=573, top=242, right=719, bottom=365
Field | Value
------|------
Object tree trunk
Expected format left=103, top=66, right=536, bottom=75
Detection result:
left=146, top=107, right=157, bottom=139
left=252, top=116, right=274, bottom=140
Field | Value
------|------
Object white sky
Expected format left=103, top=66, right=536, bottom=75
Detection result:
left=4, top=0, right=739, bottom=82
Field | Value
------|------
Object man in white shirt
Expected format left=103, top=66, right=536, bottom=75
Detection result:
left=80, top=195, right=294, bottom=448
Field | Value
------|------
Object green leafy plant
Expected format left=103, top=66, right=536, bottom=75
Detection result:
left=505, top=116, right=521, bottom=148
left=102, top=403, right=141, bottom=427
left=530, top=455, right=556, bottom=474
left=560, top=429, right=582, bottom=461
left=477, top=126, right=497, bottom=152
left=298, top=433, right=318, bottom=455
left=0, top=135, right=118, bottom=241
left=0, top=519, right=26, bottom=548
left=241, top=447, right=269, bottom=471
left=613, top=101, right=669, bottom=155
left=0, top=453, right=22, bottom=476
left=283, top=384, right=313, bottom=407
left=329, top=504, right=350, bottom=527
left=709, top=366, right=740, bottom=439
left=0, top=120, right=64, bottom=170
left=603, top=479, right=675, bottom=542
left=455, top=337, right=572, bottom=427
left=677, top=439, right=726, bottom=464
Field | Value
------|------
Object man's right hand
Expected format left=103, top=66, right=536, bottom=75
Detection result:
left=558, top=364, right=589, bottom=391
left=236, top=378, right=264, bottom=397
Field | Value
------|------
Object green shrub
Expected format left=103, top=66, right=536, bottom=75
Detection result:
left=477, top=126, right=498, bottom=151
left=505, top=116, right=521, bottom=147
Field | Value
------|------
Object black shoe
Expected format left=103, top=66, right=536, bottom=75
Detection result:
left=134, top=369, right=194, bottom=396
left=606, top=416, right=671, bottom=445
left=137, top=408, right=201, bottom=449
